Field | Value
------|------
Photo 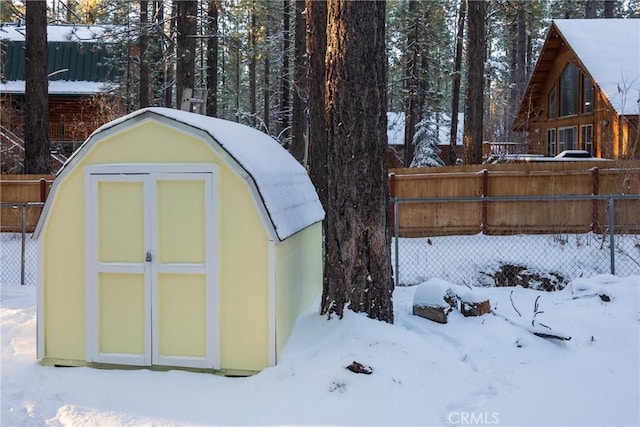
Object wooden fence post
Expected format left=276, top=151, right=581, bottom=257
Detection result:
left=39, top=178, right=48, bottom=202
left=389, top=173, right=396, bottom=235
left=482, top=169, right=489, bottom=234
left=591, top=167, right=599, bottom=233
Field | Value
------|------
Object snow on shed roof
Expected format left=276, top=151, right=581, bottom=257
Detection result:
left=553, top=19, right=640, bottom=116
left=52, top=107, right=324, bottom=241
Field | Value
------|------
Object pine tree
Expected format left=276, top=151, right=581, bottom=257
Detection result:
left=24, top=0, right=50, bottom=174
left=411, top=113, right=445, bottom=167
left=463, top=0, right=487, bottom=164
left=322, top=0, right=394, bottom=323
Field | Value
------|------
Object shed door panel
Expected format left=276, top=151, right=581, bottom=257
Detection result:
left=152, top=175, right=216, bottom=368
left=87, top=167, right=218, bottom=369
left=98, top=273, right=146, bottom=355
left=98, top=180, right=145, bottom=263
left=89, top=176, right=151, bottom=366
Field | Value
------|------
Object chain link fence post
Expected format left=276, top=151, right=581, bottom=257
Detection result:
left=609, top=195, right=615, bottom=275
left=21, top=204, right=27, bottom=285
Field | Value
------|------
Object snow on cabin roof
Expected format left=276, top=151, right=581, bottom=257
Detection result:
left=553, top=19, right=640, bottom=116
left=0, top=80, right=117, bottom=95
left=62, top=107, right=325, bottom=241
left=0, top=24, right=108, bottom=42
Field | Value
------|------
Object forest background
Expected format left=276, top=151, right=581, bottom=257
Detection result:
left=4, top=0, right=639, bottom=170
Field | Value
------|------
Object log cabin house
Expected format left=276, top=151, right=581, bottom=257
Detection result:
left=1, top=24, right=118, bottom=172
left=513, top=19, right=640, bottom=160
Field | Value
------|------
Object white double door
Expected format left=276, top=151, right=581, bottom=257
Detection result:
left=85, top=165, right=219, bottom=369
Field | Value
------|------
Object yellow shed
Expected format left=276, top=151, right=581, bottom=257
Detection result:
left=34, top=107, right=325, bottom=375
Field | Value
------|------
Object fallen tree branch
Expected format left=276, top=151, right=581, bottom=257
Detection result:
left=492, top=310, right=571, bottom=341
left=509, top=290, right=522, bottom=317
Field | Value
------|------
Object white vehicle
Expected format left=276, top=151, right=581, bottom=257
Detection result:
left=553, top=150, right=607, bottom=160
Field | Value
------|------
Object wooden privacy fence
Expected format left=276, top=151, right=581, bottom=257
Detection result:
left=389, top=161, right=640, bottom=237
left=1, top=175, right=54, bottom=232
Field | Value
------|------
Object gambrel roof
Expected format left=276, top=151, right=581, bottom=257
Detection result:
left=36, top=108, right=325, bottom=241
left=516, top=18, right=640, bottom=126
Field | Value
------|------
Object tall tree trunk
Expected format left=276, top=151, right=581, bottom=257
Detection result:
left=264, top=24, right=271, bottom=131
left=448, top=0, right=465, bottom=165
left=604, top=0, right=615, bottom=17
left=323, top=0, right=394, bottom=323
left=234, top=30, right=240, bottom=122
left=152, top=1, right=166, bottom=106
left=176, top=0, right=197, bottom=108
left=206, top=0, right=219, bottom=117
left=512, top=4, right=526, bottom=143
left=280, top=0, right=292, bottom=145
left=463, top=0, right=487, bottom=164
left=249, top=1, right=257, bottom=126
left=290, top=0, right=307, bottom=164
left=165, top=2, right=176, bottom=107
left=585, top=0, right=596, bottom=18
left=404, top=0, right=418, bottom=167
left=306, top=0, right=328, bottom=209
left=67, top=0, right=75, bottom=22
left=139, top=1, right=150, bottom=108
left=24, top=0, right=50, bottom=174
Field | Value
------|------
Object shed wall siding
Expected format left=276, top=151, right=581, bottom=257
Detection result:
left=274, top=221, right=323, bottom=359
left=42, top=120, right=270, bottom=371
left=218, top=163, right=270, bottom=371
left=43, top=174, right=86, bottom=360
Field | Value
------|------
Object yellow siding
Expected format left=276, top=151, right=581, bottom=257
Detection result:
left=42, top=119, right=270, bottom=370
left=43, top=174, right=86, bottom=360
left=274, top=221, right=323, bottom=359
left=218, top=170, right=270, bottom=371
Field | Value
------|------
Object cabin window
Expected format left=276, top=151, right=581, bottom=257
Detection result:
left=583, top=75, right=594, bottom=114
left=558, top=126, right=577, bottom=152
left=547, top=128, right=556, bottom=156
left=548, top=86, right=557, bottom=119
left=560, top=63, right=578, bottom=117
left=581, top=125, right=593, bottom=155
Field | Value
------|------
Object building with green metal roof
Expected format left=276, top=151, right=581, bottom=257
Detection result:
left=1, top=24, right=120, bottom=172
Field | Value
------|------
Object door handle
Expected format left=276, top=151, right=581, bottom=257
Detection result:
left=146, top=252, right=152, bottom=262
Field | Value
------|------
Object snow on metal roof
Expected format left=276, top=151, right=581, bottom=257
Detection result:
left=553, top=19, right=640, bottom=116
left=0, top=24, right=108, bottom=42
left=0, top=80, right=117, bottom=95
left=55, top=108, right=325, bottom=241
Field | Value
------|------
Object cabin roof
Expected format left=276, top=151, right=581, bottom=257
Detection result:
left=555, top=19, right=639, bottom=116
left=0, top=24, right=118, bottom=93
left=516, top=18, right=640, bottom=126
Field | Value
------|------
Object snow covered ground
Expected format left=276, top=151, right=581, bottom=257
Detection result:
left=1, top=236, right=639, bottom=426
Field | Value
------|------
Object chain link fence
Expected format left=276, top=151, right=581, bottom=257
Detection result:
left=391, top=194, right=640, bottom=288
left=1, top=203, right=44, bottom=286
left=3, top=197, right=639, bottom=289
